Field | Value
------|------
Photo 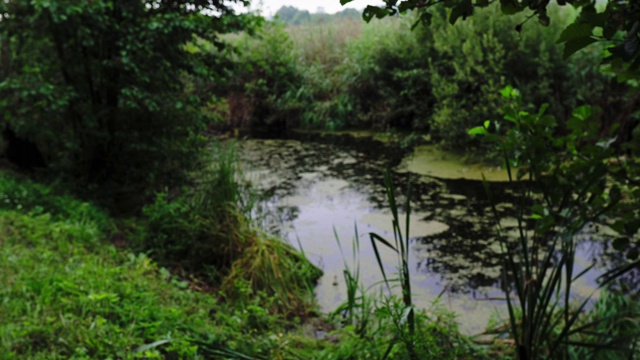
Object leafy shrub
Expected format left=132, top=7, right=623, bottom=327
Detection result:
left=227, top=23, right=304, bottom=129
left=344, top=17, right=435, bottom=131
left=427, top=5, right=581, bottom=152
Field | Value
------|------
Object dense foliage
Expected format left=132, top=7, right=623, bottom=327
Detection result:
left=222, top=5, right=636, bottom=153
left=1, top=0, right=638, bottom=358
left=348, top=0, right=640, bottom=81
left=0, top=0, right=257, bottom=210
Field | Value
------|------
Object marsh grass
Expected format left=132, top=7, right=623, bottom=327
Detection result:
left=368, top=170, right=419, bottom=358
left=221, top=232, right=322, bottom=316
left=332, top=225, right=375, bottom=336
left=287, top=19, right=364, bottom=67
left=142, top=141, right=322, bottom=318
left=142, top=142, right=255, bottom=274
left=471, top=87, right=640, bottom=359
left=328, top=170, right=491, bottom=359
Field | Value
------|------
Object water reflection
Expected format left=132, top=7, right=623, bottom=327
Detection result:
left=236, top=133, right=608, bottom=334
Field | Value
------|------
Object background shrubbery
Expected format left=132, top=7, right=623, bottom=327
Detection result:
left=219, top=4, right=636, bottom=154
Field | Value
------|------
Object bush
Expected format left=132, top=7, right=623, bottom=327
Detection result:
left=0, top=172, right=110, bottom=231
left=139, top=143, right=321, bottom=315
left=344, top=17, right=435, bottom=131
left=427, top=6, right=581, bottom=152
left=226, top=23, right=304, bottom=130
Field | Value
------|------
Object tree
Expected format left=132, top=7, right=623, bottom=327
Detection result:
left=342, top=0, right=640, bottom=80
left=0, top=0, right=257, bottom=210
left=275, top=5, right=311, bottom=25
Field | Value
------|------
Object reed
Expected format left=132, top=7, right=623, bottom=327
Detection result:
left=471, top=86, right=640, bottom=359
left=332, top=225, right=374, bottom=336
left=369, top=170, right=418, bottom=359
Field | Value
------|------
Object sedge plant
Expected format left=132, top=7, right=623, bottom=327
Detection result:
left=469, top=86, right=640, bottom=359
left=332, top=224, right=375, bottom=336
left=369, top=170, right=419, bottom=359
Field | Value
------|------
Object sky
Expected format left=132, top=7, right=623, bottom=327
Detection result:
left=246, top=0, right=385, bottom=16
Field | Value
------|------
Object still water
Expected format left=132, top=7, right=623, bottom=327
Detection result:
left=236, top=133, right=602, bottom=334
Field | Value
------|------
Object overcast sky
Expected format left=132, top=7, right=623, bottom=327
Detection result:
left=247, top=0, right=385, bottom=16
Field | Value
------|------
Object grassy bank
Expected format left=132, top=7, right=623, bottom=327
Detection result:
left=0, top=165, right=497, bottom=359
left=0, top=171, right=316, bottom=358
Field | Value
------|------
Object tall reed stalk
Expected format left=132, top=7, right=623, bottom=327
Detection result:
left=370, top=170, right=418, bottom=359
left=333, top=225, right=374, bottom=336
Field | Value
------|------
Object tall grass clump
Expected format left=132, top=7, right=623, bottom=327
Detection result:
left=470, top=86, right=640, bottom=359
left=323, top=171, right=488, bottom=359
left=332, top=225, right=375, bottom=336
left=221, top=233, right=322, bottom=316
left=140, top=142, right=321, bottom=315
left=141, top=142, right=253, bottom=275
left=288, top=19, right=363, bottom=67
left=288, top=18, right=366, bottom=130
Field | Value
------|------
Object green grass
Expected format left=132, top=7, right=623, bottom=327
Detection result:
left=0, top=172, right=316, bottom=359
left=0, top=167, right=503, bottom=359
left=0, top=210, right=217, bottom=358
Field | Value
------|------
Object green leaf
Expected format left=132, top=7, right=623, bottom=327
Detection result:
left=612, top=237, right=630, bottom=251
left=563, top=36, right=598, bottom=59
left=500, top=85, right=515, bottom=98
left=558, top=23, right=594, bottom=43
left=370, top=232, right=397, bottom=253
left=537, top=103, right=550, bottom=117
left=340, top=0, right=354, bottom=4
left=411, top=11, right=432, bottom=30
left=538, top=12, right=550, bottom=27
left=362, top=6, right=388, bottom=22
left=571, top=105, right=592, bottom=121
left=468, top=127, right=488, bottom=135
left=449, top=0, right=474, bottom=25
left=133, top=339, right=171, bottom=354
left=399, top=1, right=418, bottom=13
left=531, top=204, right=545, bottom=215
left=500, top=0, right=522, bottom=15
left=483, top=120, right=490, bottom=129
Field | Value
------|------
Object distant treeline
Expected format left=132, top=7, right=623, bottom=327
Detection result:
left=274, top=5, right=361, bottom=25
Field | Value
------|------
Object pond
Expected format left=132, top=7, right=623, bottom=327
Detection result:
left=236, top=132, right=606, bottom=334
